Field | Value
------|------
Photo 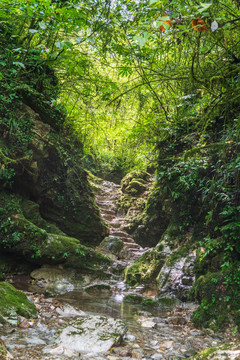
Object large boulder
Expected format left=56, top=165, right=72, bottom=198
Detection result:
left=124, top=248, right=166, bottom=286
left=7, top=106, right=108, bottom=246
left=96, top=236, right=124, bottom=259
left=0, top=192, right=112, bottom=273
left=48, top=315, right=127, bottom=357
left=157, top=248, right=196, bottom=301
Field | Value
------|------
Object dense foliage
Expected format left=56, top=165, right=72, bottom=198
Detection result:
left=0, top=0, right=240, bottom=329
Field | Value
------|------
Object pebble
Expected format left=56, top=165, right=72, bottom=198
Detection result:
left=152, top=354, right=164, bottom=360
left=159, top=340, right=174, bottom=350
left=124, top=333, right=136, bottom=342
left=132, top=349, right=143, bottom=359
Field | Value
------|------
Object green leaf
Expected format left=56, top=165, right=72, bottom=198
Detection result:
left=149, top=0, right=160, bottom=4
left=39, top=22, right=47, bottom=30
left=0, top=73, right=3, bottom=81
left=13, top=61, right=25, bottom=69
left=29, top=29, right=39, bottom=34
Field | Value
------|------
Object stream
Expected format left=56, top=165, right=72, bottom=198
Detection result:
left=0, top=179, right=234, bottom=359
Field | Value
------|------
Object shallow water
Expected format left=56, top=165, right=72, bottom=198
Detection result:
left=0, top=284, right=229, bottom=360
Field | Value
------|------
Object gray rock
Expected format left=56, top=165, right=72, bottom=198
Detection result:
left=49, top=315, right=127, bottom=357
left=55, top=304, right=85, bottom=318
left=157, top=251, right=196, bottom=300
left=152, top=354, right=164, bottom=360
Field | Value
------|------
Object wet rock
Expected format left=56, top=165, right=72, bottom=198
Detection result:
left=124, top=333, right=136, bottom=342
left=49, top=315, right=127, bottom=357
left=157, top=251, right=196, bottom=300
left=55, top=304, right=85, bottom=318
left=84, top=283, right=112, bottom=296
left=97, top=237, right=124, bottom=258
left=158, top=340, right=173, bottom=350
left=137, top=316, right=156, bottom=328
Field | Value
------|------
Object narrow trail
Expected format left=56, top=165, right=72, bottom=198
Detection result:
left=95, top=179, right=147, bottom=263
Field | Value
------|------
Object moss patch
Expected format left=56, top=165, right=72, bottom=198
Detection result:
left=190, top=272, right=240, bottom=330
left=183, top=343, right=240, bottom=360
left=124, top=249, right=165, bottom=286
left=96, top=237, right=123, bottom=256
left=0, top=282, right=37, bottom=325
left=121, top=170, right=150, bottom=194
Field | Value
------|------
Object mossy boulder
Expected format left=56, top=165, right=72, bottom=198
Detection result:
left=129, top=187, right=169, bottom=248
left=0, top=192, right=112, bottom=273
left=0, top=282, right=37, bottom=326
left=20, top=198, right=65, bottom=235
left=184, top=342, right=240, bottom=360
left=124, top=249, right=166, bottom=286
left=96, top=236, right=123, bottom=258
left=121, top=170, right=150, bottom=194
left=124, top=294, right=158, bottom=307
left=125, top=180, right=147, bottom=196
left=5, top=107, right=108, bottom=247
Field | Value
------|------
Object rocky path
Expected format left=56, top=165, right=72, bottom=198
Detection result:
left=95, top=179, right=148, bottom=263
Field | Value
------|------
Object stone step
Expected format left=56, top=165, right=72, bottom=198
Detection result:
left=96, top=202, right=116, bottom=209
left=110, top=230, right=129, bottom=237
left=100, top=209, right=116, bottom=216
left=108, top=222, right=121, bottom=229
left=123, top=242, right=141, bottom=249
left=102, top=214, right=115, bottom=221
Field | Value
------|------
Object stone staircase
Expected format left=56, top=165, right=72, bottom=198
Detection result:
left=95, top=180, right=148, bottom=263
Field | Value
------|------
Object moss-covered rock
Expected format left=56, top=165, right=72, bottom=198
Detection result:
left=96, top=236, right=123, bottom=258
left=184, top=342, right=240, bottom=360
left=125, top=180, right=147, bottom=196
left=20, top=198, right=65, bottom=235
left=123, top=294, right=158, bottom=307
left=0, top=192, right=112, bottom=273
left=0, top=282, right=37, bottom=325
left=121, top=170, right=151, bottom=194
left=128, top=187, right=169, bottom=248
left=124, top=249, right=165, bottom=286
left=4, top=107, right=108, bottom=247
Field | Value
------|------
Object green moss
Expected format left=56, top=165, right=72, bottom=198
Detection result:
left=125, top=180, right=147, bottom=196
left=45, top=233, right=112, bottom=271
left=96, top=237, right=123, bottom=256
left=121, top=170, right=150, bottom=193
left=21, top=199, right=65, bottom=235
left=157, top=296, right=181, bottom=307
left=0, top=282, right=37, bottom=324
left=123, top=294, right=143, bottom=304
left=166, top=244, right=191, bottom=266
left=0, top=191, right=112, bottom=273
left=190, top=272, right=235, bottom=329
left=123, top=294, right=157, bottom=307
left=141, top=298, right=157, bottom=307
left=183, top=343, right=240, bottom=360
left=124, top=249, right=165, bottom=286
